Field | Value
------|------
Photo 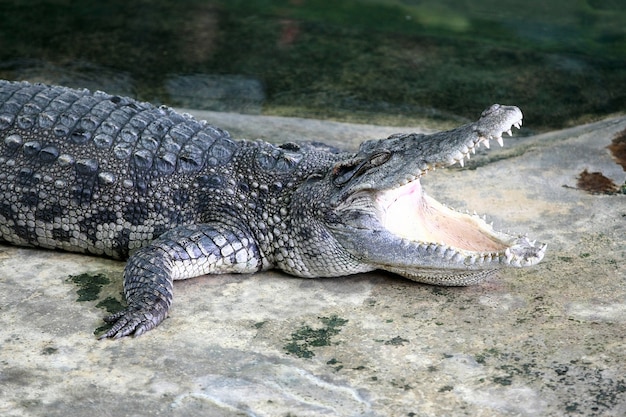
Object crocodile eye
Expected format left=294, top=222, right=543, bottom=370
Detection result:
left=368, top=151, right=391, bottom=167
left=332, top=151, right=391, bottom=186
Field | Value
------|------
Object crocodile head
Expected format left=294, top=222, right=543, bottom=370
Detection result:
left=298, top=104, right=546, bottom=285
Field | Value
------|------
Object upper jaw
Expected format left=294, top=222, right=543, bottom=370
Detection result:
left=445, top=104, right=523, bottom=169
left=345, top=104, right=525, bottom=197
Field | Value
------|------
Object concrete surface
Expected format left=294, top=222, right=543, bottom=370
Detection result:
left=1, top=111, right=625, bottom=417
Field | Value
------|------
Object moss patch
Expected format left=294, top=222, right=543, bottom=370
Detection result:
left=66, top=273, right=110, bottom=302
left=95, top=296, right=125, bottom=315
left=475, top=349, right=626, bottom=416
left=284, top=315, right=348, bottom=358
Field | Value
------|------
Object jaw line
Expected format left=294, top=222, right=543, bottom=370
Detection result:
left=373, top=178, right=547, bottom=270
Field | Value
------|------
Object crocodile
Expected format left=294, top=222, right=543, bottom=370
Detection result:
left=0, top=80, right=546, bottom=338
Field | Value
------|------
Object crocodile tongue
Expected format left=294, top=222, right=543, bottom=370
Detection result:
left=376, top=180, right=509, bottom=252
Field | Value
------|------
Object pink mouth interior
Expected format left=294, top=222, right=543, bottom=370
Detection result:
left=377, top=181, right=508, bottom=252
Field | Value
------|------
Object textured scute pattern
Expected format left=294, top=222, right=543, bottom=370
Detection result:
left=0, top=81, right=357, bottom=276
left=0, top=81, right=265, bottom=258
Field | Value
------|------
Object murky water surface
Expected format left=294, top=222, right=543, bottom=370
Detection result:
left=0, top=0, right=624, bottom=130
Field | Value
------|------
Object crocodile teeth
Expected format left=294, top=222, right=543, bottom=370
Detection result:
left=506, top=129, right=513, bottom=137
left=496, top=136, right=504, bottom=147
left=482, top=139, right=490, bottom=149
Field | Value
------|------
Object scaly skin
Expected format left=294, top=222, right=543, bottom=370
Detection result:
left=0, top=81, right=546, bottom=338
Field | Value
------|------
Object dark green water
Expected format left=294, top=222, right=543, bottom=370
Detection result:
left=1, top=0, right=624, bottom=131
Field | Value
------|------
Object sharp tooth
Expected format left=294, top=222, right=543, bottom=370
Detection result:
left=496, top=136, right=504, bottom=147
left=483, top=140, right=490, bottom=149
left=458, top=158, right=464, bottom=167
left=506, top=129, right=513, bottom=137
left=466, top=152, right=471, bottom=160
left=505, top=248, right=513, bottom=262
left=471, top=147, right=476, bottom=154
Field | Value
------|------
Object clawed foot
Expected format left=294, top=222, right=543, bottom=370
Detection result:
left=98, top=305, right=167, bottom=339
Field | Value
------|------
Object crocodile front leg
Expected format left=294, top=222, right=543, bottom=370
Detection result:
left=99, top=222, right=266, bottom=339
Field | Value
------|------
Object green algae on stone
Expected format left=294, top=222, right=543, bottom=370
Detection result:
left=95, top=296, right=125, bottom=314
left=284, top=315, right=348, bottom=358
left=384, top=336, right=410, bottom=346
left=66, top=273, right=110, bottom=302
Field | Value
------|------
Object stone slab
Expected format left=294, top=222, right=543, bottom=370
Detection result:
left=1, top=112, right=625, bottom=417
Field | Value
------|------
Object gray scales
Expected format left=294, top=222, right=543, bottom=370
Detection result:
left=0, top=80, right=546, bottom=338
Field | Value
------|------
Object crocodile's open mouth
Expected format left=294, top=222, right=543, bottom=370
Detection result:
left=372, top=116, right=546, bottom=269
left=376, top=180, right=510, bottom=252
left=329, top=104, right=545, bottom=285
left=377, top=180, right=508, bottom=253
left=373, top=177, right=546, bottom=270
